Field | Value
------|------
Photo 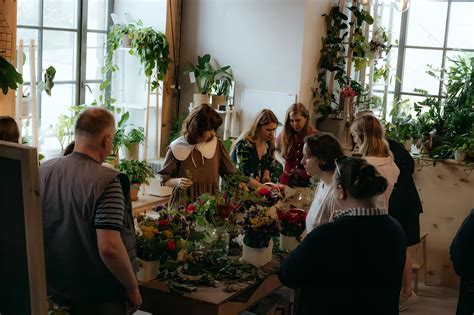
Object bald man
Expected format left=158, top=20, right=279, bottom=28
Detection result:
left=39, top=107, right=141, bottom=314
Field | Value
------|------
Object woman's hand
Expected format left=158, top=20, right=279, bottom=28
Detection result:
left=262, top=170, right=271, bottom=183
left=178, top=177, right=193, bottom=189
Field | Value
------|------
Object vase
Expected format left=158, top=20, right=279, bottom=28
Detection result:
left=137, top=259, right=160, bottom=282
left=279, top=233, right=300, bottom=252
left=207, top=227, right=230, bottom=257
left=242, top=238, right=273, bottom=267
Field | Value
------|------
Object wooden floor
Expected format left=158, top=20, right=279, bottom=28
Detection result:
left=135, top=283, right=459, bottom=315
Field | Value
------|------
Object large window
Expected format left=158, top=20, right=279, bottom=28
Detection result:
left=376, top=0, right=474, bottom=118
left=17, top=0, right=112, bottom=151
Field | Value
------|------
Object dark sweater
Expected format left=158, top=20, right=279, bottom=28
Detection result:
left=278, top=215, right=406, bottom=315
left=450, top=209, right=474, bottom=280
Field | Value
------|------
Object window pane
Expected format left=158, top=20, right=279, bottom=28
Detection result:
left=86, top=32, right=106, bottom=80
left=406, top=1, right=448, bottom=48
left=447, top=2, right=474, bottom=50
left=40, top=84, right=76, bottom=151
left=88, top=0, right=109, bottom=31
left=377, top=4, right=402, bottom=45
left=84, top=82, right=101, bottom=105
left=43, top=0, right=78, bottom=29
left=402, top=48, right=443, bottom=95
left=43, top=30, right=77, bottom=81
left=16, top=29, right=40, bottom=84
left=17, top=0, right=40, bottom=26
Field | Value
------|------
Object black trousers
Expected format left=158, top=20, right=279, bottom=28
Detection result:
left=457, top=278, right=474, bottom=315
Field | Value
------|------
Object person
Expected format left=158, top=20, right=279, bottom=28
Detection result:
left=0, top=115, right=20, bottom=143
left=387, top=138, right=423, bottom=311
left=350, top=114, right=400, bottom=210
left=231, top=109, right=278, bottom=183
left=158, top=104, right=237, bottom=205
left=450, top=209, right=474, bottom=315
left=275, top=103, right=317, bottom=187
left=39, top=107, right=141, bottom=314
left=302, top=133, right=344, bottom=233
left=279, top=157, right=406, bottom=315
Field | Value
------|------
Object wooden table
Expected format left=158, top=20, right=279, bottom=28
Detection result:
left=139, top=263, right=282, bottom=315
left=132, top=194, right=168, bottom=215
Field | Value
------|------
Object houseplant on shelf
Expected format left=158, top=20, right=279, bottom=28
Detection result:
left=123, top=126, right=145, bottom=160
left=276, top=208, right=307, bottom=251
left=237, top=205, right=280, bottom=267
left=211, top=66, right=233, bottom=109
left=118, top=159, right=154, bottom=201
left=185, top=54, right=215, bottom=106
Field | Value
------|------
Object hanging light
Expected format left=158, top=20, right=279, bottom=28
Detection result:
left=394, top=0, right=410, bottom=12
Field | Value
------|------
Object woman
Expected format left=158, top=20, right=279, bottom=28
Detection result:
left=231, top=109, right=278, bottom=183
left=276, top=103, right=316, bottom=187
left=0, top=115, right=20, bottom=143
left=158, top=104, right=236, bottom=204
left=279, top=157, right=406, bottom=315
left=350, top=114, right=400, bottom=210
left=302, top=133, right=344, bottom=233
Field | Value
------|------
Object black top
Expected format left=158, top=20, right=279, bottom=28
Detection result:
left=450, top=209, right=474, bottom=280
left=278, top=215, right=406, bottom=315
left=388, top=138, right=423, bottom=216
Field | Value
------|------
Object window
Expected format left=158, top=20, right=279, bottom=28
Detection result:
left=17, top=0, right=112, bottom=151
left=376, top=0, right=474, bottom=119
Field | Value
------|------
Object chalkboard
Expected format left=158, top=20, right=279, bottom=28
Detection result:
left=240, top=89, right=297, bottom=135
left=0, top=141, right=47, bottom=315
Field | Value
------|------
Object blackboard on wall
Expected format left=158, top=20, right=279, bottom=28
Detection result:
left=0, top=141, right=47, bottom=315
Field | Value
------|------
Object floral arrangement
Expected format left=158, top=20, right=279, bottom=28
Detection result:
left=254, top=183, right=285, bottom=207
left=237, top=205, right=280, bottom=248
left=136, top=208, right=196, bottom=262
left=276, top=208, right=307, bottom=241
left=189, top=192, right=240, bottom=229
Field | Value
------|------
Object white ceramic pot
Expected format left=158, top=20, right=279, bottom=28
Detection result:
left=193, top=93, right=210, bottom=107
left=137, top=259, right=160, bottom=282
left=454, top=150, right=466, bottom=161
left=124, top=143, right=139, bottom=160
left=242, top=239, right=273, bottom=267
left=279, top=234, right=300, bottom=252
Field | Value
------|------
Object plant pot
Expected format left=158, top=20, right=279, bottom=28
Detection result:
left=242, top=238, right=273, bottom=267
left=124, top=143, right=139, bottom=160
left=279, top=234, right=300, bottom=252
left=403, top=138, right=413, bottom=151
left=137, top=258, right=160, bottom=282
left=121, top=34, right=132, bottom=48
left=211, top=95, right=226, bottom=109
left=193, top=93, right=210, bottom=107
left=454, top=150, right=466, bottom=161
left=130, top=183, right=141, bottom=201
left=20, top=97, right=33, bottom=117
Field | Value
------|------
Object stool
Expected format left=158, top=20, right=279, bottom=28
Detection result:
left=411, top=233, right=428, bottom=294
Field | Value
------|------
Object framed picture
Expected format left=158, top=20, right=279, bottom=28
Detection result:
left=0, top=140, right=47, bottom=315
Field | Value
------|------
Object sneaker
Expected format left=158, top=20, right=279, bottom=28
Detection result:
left=399, top=291, right=418, bottom=312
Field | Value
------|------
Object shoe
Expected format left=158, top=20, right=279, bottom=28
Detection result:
left=399, top=291, right=417, bottom=312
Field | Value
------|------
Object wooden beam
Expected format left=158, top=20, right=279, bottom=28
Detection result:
left=161, top=0, right=183, bottom=157
left=0, top=0, right=17, bottom=117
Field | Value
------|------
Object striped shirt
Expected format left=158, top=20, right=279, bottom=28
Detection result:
left=94, top=177, right=125, bottom=231
left=332, top=207, right=386, bottom=221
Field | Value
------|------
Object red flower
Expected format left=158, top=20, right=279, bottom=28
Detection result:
left=166, top=239, right=176, bottom=251
left=187, top=204, right=195, bottom=213
left=158, top=219, right=170, bottom=227
left=258, top=186, right=271, bottom=196
left=342, top=85, right=358, bottom=98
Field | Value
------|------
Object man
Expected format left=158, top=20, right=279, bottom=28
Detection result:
left=450, top=209, right=474, bottom=315
left=39, top=108, right=141, bottom=314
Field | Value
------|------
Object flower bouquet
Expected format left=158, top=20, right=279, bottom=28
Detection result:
left=237, top=205, right=280, bottom=267
left=276, top=208, right=307, bottom=251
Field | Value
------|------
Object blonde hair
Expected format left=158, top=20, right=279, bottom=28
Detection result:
left=280, top=103, right=313, bottom=158
left=233, top=109, right=278, bottom=150
left=350, top=114, right=390, bottom=157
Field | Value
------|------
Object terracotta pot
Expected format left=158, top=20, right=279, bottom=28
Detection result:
left=242, top=238, right=273, bottom=267
left=137, top=258, right=160, bottom=282
left=130, top=183, right=141, bottom=201
left=279, top=234, right=300, bottom=252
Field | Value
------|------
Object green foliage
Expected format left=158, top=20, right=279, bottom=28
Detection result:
left=118, top=159, right=154, bottom=184
left=43, top=66, right=56, bottom=96
left=53, top=104, right=86, bottom=152
left=112, top=111, right=130, bottom=156
left=170, top=111, right=188, bottom=142
left=212, top=66, right=233, bottom=96
left=0, top=55, right=23, bottom=95
left=185, top=54, right=232, bottom=95
left=124, top=126, right=145, bottom=148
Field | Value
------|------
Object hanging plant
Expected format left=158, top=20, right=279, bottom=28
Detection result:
left=348, top=5, right=374, bottom=71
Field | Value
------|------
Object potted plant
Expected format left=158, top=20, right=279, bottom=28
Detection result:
left=237, top=205, right=280, bottom=267
left=118, top=159, right=154, bottom=201
left=0, top=55, right=23, bottom=95
left=185, top=54, right=215, bottom=106
left=276, top=208, right=307, bottom=251
left=20, top=65, right=56, bottom=117
left=211, top=65, right=233, bottom=109
left=123, top=126, right=145, bottom=160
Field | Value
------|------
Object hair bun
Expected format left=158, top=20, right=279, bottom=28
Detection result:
left=351, top=164, right=387, bottom=198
